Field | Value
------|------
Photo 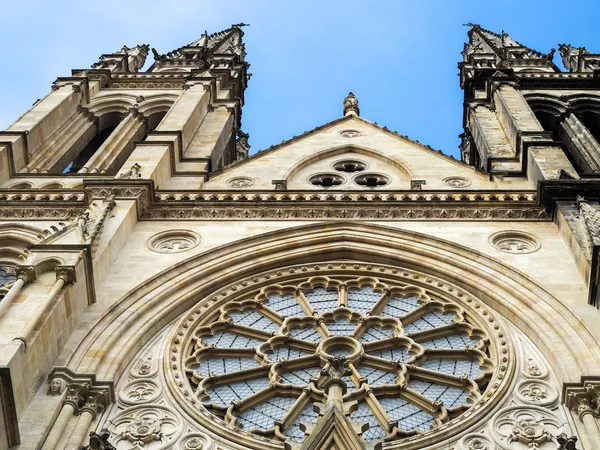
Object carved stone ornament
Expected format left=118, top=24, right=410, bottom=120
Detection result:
left=227, top=177, right=255, bottom=188
left=489, top=230, right=541, bottom=254
left=338, top=129, right=362, bottom=138
left=147, top=230, right=201, bottom=254
left=515, top=380, right=558, bottom=407
left=177, top=433, right=216, bottom=450
left=457, top=433, right=494, bottom=450
left=576, top=196, right=600, bottom=247
left=524, top=354, right=547, bottom=379
left=131, top=357, right=157, bottom=378
left=491, top=405, right=570, bottom=450
left=443, top=177, right=472, bottom=188
left=118, top=379, right=162, bottom=405
left=108, top=405, right=183, bottom=450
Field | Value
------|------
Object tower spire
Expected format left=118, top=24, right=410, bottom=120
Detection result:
left=148, top=24, right=247, bottom=72
left=459, top=24, right=558, bottom=88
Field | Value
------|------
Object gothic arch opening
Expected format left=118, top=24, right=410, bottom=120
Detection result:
left=146, top=111, right=167, bottom=132
left=579, top=111, right=600, bottom=144
left=63, top=112, right=121, bottom=173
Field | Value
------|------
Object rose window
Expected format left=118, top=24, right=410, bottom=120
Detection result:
left=170, top=267, right=508, bottom=447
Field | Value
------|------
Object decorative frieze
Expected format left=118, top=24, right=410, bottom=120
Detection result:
left=0, top=182, right=550, bottom=221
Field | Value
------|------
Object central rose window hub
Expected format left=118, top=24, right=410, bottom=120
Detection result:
left=318, top=336, right=363, bottom=363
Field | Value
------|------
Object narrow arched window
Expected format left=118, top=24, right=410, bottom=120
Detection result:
left=579, top=111, right=600, bottom=144
left=63, top=112, right=121, bottom=173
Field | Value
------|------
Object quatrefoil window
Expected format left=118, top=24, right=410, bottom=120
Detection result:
left=181, top=276, right=496, bottom=444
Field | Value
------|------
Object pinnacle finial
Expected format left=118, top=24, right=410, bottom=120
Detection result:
left=343, top=92, right=359, bottom=116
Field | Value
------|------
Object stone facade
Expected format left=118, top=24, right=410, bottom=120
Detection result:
left=0, top=22, right=600, bottom=450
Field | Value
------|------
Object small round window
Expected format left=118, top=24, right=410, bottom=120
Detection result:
left=309, top=173, right=345, bottom=187
left=333, top=160, right=367, bottom=173
left=354, top=173, right=390, bottom=187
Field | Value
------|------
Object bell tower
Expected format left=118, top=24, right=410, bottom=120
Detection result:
left=0, top=23, right=250, bottom=187
left=459, top=24, right=600, bottom=181
left=460, top=25, right=600, bottom=306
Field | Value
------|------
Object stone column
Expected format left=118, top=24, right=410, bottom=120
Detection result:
left=0, top=266, right=35, bottom=318
left=64, top=410, right=94, bottom=450
left=559, top=111, right=600, bottom=173
left=42, top=403, right=75, bottom=450
left=79, top=108, right=146, bottom=174
left=566, top=381, right=600, bottom=448
left=43, top=381, right=109, bottom=450
left=14, top=266, right=75, bottom=347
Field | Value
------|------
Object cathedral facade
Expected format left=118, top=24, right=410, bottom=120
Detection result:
left=0, top=23, right=599, bottom=450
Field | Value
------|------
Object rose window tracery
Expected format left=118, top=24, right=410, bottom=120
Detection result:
left=169, top=266, right=508, bottom=447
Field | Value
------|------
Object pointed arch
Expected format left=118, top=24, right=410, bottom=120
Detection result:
left=282, top=144, right=415, bottom=181
left=63, top=223, right=600, bottom=392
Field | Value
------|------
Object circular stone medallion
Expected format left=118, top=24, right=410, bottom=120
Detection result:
left=227, top=177, right=255, bottom=188
left=339, top=129, right=362, bottom=138
left=489, top=231, right=540, bottom=254
left=443, top=177, right=472, bottom=188
left=147, top=230, right=201, bottom=254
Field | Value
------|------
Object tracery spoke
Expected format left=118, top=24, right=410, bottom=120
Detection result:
left=201, top=377, right=272, bottom=408
left=352, top=395, right=390, bottom=441
left=274, top=359, right=325, bottom=388
left=234, top=394, right=300, bottom=433
left=196, top=327, right=269, bottom=349
left=225, top=306, right=281, bottom=332
left=407, top=379, right=473, bottom=411
left=402, top=307, right=457, bottom=333
left=376, top=396, right=438, bottom=434
left=283, top=398, right=320, bottom=442
left=416, top=349, right=493, bottom=379
left=355, top=364, right=399, bottom=387
left=411, top=326, right=485, bottom=350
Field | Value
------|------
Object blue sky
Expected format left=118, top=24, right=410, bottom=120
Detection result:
left=1, top=1, right=599, bottom=158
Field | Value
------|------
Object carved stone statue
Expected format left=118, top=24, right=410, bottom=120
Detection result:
left=557, top=433, right=579, bottom=450
left=47, top=378, right=64, bottom=396
left=343, top=92, right=360, bottom=116
left=80, top=429, right=115, bottom=450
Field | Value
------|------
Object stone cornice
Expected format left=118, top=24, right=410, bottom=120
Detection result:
left=0, top=180, right=549, bottom=221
